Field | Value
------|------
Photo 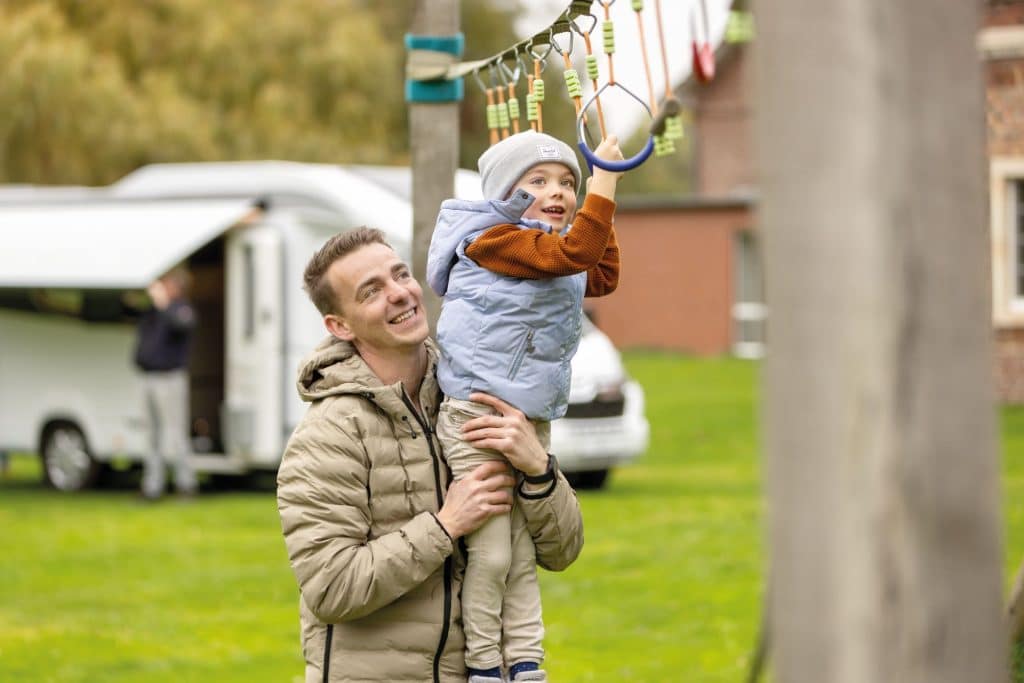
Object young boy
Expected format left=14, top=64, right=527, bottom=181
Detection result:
left=427, top=130, right=625, bottom=683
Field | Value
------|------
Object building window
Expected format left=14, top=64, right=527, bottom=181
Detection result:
left=1013, top=180, right=1024, bottom=303
left=732, top=230, right=767, bottom=359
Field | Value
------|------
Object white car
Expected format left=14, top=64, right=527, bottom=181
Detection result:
left=348, top=166, right=650, bottom=489
left=551, top=314, right=649, bottom=488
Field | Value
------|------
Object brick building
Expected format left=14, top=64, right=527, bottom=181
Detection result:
left=592, top=2, right=1024, bottom=408
left=984, top=0, right=1024, bottom=401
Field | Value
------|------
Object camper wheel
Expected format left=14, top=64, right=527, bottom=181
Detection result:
left=40, top=421, right=100, bottom=492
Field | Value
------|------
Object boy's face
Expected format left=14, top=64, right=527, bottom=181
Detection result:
left=511, top=162, right=578, bottom=231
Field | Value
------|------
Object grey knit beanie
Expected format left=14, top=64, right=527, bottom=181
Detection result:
left=477, top=131, right=582, bottom=201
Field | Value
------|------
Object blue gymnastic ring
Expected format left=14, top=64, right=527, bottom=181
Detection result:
left=577, top=136, right=654, bottom=173
left=575, top=81, right=656, bottom=173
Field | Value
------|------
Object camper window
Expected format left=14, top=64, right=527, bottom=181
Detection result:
left=243, top=244, right=255, bottom=340
left=0, top=290, right=36, bottom=313
left=0, top=289, right=133, bottom=322
left=31, top=289, right=83, bottom=316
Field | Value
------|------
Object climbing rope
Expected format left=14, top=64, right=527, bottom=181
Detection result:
left=577, top=0, right=655, bottom=173
left=649, top=0, right=684, bottom=155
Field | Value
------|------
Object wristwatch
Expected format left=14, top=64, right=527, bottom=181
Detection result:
left=522, top=453, right=558, bottom=485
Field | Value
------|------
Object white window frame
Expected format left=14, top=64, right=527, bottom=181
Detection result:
left=732, top=229, right=767, bottom=359
left=990, top=158, right=1024, bottom=325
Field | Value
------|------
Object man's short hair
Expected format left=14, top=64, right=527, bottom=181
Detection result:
left=303, top=227, right=392, bottom=315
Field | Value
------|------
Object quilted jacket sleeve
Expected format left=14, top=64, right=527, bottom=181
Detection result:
left=277, top=415, right=453, bottom=623
left=517, top=472, right=584, bottom=572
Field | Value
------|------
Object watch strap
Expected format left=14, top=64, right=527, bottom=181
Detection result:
left=522, top=453, right=557, bottom=485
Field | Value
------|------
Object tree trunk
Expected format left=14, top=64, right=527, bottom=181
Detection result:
left=754, top=1, right=1005, bottom=681
left=409, top=0, right=459, bottom=329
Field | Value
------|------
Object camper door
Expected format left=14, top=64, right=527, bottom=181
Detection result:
left=224, top=225, right=283, bottom=465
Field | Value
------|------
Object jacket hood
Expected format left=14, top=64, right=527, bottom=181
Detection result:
left=427, top=191, right=550, bottom=297
left=295, top=335, right=438, bottom=403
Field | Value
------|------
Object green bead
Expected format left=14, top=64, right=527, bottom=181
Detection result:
left=533, top=78, right=545, bottom=102
left=564, top=69, right=582, bottom=98
left=486, top=103, right=498, bottom=129
left=603, top=21, right=615, bottom=53
left=654, top=134, right=675, bottom=157
left=632, top=0, right=643, bottom=10
left=665, top=114, right=684, bottom=140
left=508, top=97, right=520, bottom=120
left=586, top=54, right=599, bottom=81
left=498, top=102, right=510, bottom=128
left=526, top=94, right=538, bottom=121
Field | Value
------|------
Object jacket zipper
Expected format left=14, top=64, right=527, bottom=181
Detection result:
left=508, top=327, right=535, bottom=380
left=322, top=623, right=333, bottom=683
left=400, top=392, right=451, bottom=683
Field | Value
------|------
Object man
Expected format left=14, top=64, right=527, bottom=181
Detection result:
left=133, top=267, right=198, bottom=500
left=277, top=227, right=584, bottom=683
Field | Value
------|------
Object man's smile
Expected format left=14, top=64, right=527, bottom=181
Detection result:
left=389, top=307, right=417, bottom=325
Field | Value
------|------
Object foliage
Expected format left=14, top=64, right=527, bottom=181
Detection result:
left=0, top=1, right=691, bottom=194
left=0, top=0, right=525, bottom=185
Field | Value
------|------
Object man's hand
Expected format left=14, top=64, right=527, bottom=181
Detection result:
left=587, top=135, right=625, bottom=201
left=463, top=392, right=548, bottom=478
left=435, top=460, right=514, bottom=540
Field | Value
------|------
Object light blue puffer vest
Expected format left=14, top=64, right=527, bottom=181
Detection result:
left=426, top=189, right=586, bottom=420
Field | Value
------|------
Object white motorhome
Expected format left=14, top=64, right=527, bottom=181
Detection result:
left=0, top=162, right=648, bottom=491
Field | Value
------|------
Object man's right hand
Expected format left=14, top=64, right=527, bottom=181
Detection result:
left=435, top=461, right=514, bottom=540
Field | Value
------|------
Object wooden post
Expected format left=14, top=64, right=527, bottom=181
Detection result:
left=409, top=0, right=459, bottom=330
left=753, top=1, right=1006, bottom=681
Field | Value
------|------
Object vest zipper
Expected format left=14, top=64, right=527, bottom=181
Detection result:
left=508, top=327, right=536, bottom=380
left=322, top=623, right=333, bottom=683
left=400, top=391, right=451, bottom=683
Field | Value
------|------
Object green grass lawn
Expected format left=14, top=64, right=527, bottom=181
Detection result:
left=1, top=353, right=1021, bottom=682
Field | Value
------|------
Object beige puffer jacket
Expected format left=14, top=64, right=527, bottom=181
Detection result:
left=277, top=336, right=584, bottom=683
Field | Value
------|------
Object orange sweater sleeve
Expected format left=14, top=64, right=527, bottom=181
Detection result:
left=464, top=193, right=620, bottom=297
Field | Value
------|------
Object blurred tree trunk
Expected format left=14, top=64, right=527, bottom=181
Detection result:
left=409, top=0, right=459, bottom=329
left=754, top=0, right=1005, bottom=681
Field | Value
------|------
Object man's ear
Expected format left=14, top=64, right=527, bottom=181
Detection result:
left=324, top=313, right=355, bottom=341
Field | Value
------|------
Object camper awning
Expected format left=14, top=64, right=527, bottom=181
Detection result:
left=0, top=199, right=255, bottom=289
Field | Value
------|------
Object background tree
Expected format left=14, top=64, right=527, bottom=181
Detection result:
left=0, top=0, right=687, bottom=192
left=0, top=0, right=524, bottom=185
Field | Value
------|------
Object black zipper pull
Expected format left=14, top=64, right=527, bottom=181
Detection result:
left=400, top=414, right=417, bottom=439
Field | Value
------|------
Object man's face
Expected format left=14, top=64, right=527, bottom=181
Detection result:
left=512, top=162, right=578, bottom=231
left=324, top=243, right=429, bottom=354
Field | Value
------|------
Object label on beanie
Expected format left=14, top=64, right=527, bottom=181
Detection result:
left=537, top=144, right=562, bottom=160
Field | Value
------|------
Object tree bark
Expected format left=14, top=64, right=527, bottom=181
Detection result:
left=754, top=1, right=1005, bottom=681
left=409, top=0, right=459, bottom=330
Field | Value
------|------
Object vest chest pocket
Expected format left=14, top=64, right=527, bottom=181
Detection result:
left=507, top=327, right=536, bottom=380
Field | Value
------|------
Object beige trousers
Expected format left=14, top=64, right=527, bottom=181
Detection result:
left=141, top=369, right=197, bottom=498
left=437, top=397, right=547, bottom=670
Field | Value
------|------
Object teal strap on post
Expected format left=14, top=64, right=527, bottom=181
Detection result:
left=405, top=33, right=465, bottom=103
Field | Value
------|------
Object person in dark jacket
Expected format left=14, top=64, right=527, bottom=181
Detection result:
left=134, top=267, right=198, bottom=500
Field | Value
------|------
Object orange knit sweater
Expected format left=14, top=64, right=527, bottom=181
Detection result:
left=464, top=193, right=620, bottom=298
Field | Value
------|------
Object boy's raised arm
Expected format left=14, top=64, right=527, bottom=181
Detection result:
left=465, top=136, right=625, bottom=286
